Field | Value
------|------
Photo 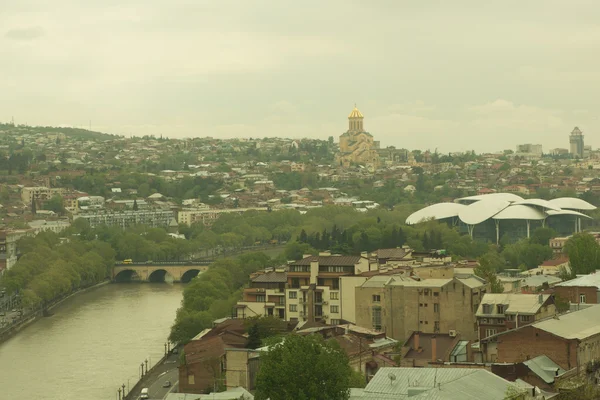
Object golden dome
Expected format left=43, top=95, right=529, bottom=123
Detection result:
left=348, top=106, right=364, bottom=119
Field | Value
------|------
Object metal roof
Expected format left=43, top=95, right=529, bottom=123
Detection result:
left=354, top=367, right=521, bottom=400
left=492, top=204, right=547, bottom=220
left=533, top=304, right=600, bottom=340
left=405, top=202, right=466, bottom=225
left=555, top=272, right=600, bottom=288
left=251, top=271, right=287, bottom=283
left=476, top=293, right=550, bottom=316
left=455, top=192, right=524, bottom=204
left=458, top=199, right=510, bottom=225
left=549, top=197, right=596, bottom=211
left=512, top=199, right=561, bottom=211
left=546, top=209, right=592, bottom=219
left=523, top=355, right=565, bottom=384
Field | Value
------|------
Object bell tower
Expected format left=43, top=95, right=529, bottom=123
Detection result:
left=348, top=105, right=364, bottom=132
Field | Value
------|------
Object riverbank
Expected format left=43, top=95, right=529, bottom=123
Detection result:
left=0, top=279, right=111, bottom=344
left=123, top=350, right=180, bottom=400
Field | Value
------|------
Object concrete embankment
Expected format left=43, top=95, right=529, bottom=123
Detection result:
left=0, top=280, right=111, bottom=344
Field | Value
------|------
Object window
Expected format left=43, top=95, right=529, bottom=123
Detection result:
left=434, top=321, right=440, bottom=332
left=289, top=291, right=297, bottom=299
left=420, top=303, right=428, bottom=307
left=332, top=279, right=340, bottom=290
left=330, top=291, right=339, bottom=300
left=580, top=294, right=587, bottom=304
left=256, top=295, right=266, bottom=302
left=433, top=292, right=439, bottom=297
left=330, top=305, right=339, bottom=314
left=372, top=295, right=381, bottom=303
left=330, top=319, right=340, bottom=325
left=485, top=328, right=497, bottom=338
left=497, top=304, right=505, bottom=314
left=482, top=304, right=492, bottom=314
left=289, top=304, right=297, bottom=312
left=317, top=278, right=325, bottom=286
left=520, top=315, right=532, bottom=322
left=372, top=307, right=382, bottom=331
left=291, top=278, right=300, bottom=288
left=434, top=303, right=439, bottom=313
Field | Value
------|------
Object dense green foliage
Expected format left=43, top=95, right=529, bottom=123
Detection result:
left=0, top=232, right=115, bottom=309
left=564, top=233, right=600, bottom=276
left=254, top=334, right=354, bottom=400
left=169, top=252, right=281, bottom=344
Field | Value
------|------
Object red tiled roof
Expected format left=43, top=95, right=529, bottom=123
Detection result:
left=541, top=258, right=569, bottom=267
left=290, top=255, right=362, bottom=266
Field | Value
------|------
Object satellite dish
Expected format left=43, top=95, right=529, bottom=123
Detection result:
left=388, top=373, right=397, bottom=383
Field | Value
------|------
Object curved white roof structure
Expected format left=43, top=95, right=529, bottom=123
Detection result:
left=549, top=197, right=597, bottom=211
left=512, top=199, right=561, bottom=211
left=405, top=202, right=466, bottom=225
left=546, top=209, right=593, bottom=219
left=458, top=199, right=511, bottom=225
left=455, top=193, right=524, bottom=205
left=492, top=205, right=547, bottom=220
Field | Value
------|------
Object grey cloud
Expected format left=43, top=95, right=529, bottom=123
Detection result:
left=5, top=26, right=44, bottom=41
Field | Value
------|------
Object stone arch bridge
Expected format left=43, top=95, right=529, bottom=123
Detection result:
left=113, top=261, right=211, bottom=283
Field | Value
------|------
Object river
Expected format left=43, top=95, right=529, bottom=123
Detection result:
left=0, top=283, right=183, bottom=400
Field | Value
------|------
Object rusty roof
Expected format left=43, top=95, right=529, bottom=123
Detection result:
left=375, top=248, right=409, bottom=259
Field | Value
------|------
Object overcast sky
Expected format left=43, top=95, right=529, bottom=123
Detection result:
left=1, top=0, right=599, bottom=152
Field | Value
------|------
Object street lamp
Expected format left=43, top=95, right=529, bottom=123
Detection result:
left=164, top=342, right=167, bottom=356
left=122, top=383, right=126, bottom=398
left=145, top=359, right=148, bottom=374
left=140, top=362, right=144, bottom=377
left=118, top=387, right=122, bottom=400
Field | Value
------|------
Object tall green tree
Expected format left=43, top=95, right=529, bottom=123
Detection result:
left=475, top=251, right=505, bottom=293
left=254, top=334, right=353, bottom=400
left=564, top=233, right=600, bottom=276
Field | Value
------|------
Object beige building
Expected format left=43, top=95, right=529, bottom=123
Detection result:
left=336, top=106, right=380, bottom=168
left=177, top=207, right=268, bottom=227
left=236, top=254, right=371, bottom=325
left=21, top=186, right=66, bottom=205
left=355, top=275, right=488, bottom=342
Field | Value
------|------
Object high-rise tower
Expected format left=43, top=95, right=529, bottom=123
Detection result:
left=569, top=127, right=584, bottom=158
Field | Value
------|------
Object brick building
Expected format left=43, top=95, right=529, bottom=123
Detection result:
left=554, top=272, right=600, bottom=304
left=480, top=305, right=600, bottom=371
left=476, top=293, right=556, bottom=340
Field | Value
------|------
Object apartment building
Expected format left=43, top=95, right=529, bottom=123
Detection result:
left=28, top=220, right=71, bottom=235
left=285, top=254, right=369, bottom=325
left=0, top=229, right=33, bottom=274
left=476, top=293, right=556, bottom=340
left=73, top=209, right=174, bottom=229
left=177, top=207, right=268, bottom=227
left=235, top=267, right=287, bottom=320
left=21, top=186, right=66, bottom=204
left=355, top=275, right=488, bottom=341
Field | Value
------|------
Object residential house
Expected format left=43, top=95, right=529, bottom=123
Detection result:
left=554, top=272, right=600, bottom=304
left=235, top=267, right=287, bottom=320
left=476, top=293, right=556, bottom=340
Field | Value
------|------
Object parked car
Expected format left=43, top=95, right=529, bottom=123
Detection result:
left=162, top=381, right=171, bottom=388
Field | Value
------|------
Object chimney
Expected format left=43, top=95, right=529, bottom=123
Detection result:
left=414, top=332, right=420, bottom=350
left=431, top=335, right=437, bottom=363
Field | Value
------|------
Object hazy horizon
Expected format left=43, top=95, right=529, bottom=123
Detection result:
left=2, top=1, right=599, bottom=152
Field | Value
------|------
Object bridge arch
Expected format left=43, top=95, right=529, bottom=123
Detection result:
left=114, top=269, right=140, bottom=283
left=148, top=269, right=175, bottom=283
left=180, top=269, right=201, bottom=283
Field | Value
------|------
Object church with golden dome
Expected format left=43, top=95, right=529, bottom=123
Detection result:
left=336, top=106, right=381, bottom=168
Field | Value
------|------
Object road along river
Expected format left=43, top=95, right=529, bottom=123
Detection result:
left=0, top=283, right=183, bottom=400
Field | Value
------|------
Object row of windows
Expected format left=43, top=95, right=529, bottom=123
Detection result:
left=288, top=304, right=339, bottom=314
left=288, top=291, right=340, bottom=300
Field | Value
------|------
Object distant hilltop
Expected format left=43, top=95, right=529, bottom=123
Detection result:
left=0, top=122, right=121, bottom=141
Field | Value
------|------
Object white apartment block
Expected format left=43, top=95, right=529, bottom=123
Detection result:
left=74, top=209, right=174, bottom=229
